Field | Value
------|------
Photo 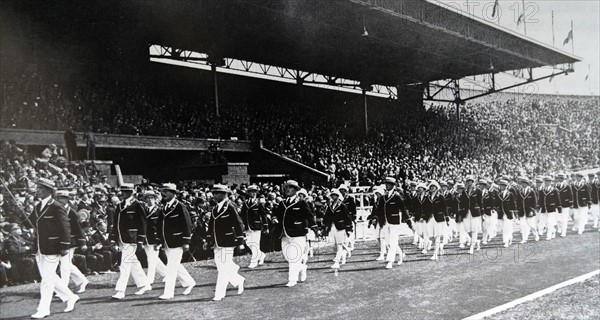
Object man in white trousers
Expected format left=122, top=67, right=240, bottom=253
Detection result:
left=372, top=177, right=407, bottom=269
left=572, top=173, right=591, bottom=235
left=155, top=183, right=196, bottom=300
left=538, top=176, right=561, bottom=240
left=110, top=184, right=151, bottom=300
left=240, top=184, right=269, bottom=268
left=56, top=190, right=89, bottom=293
left=555, top=173, right=573, bottom=237
left=272, top=180, right=317, bottom=287
left=588, top=172, right=599, bottom=229
left=495, top=180, right=516, bottom=247
left=25, top=178, right=79, bottom=319
left=339, top=185, right=357, bottom=252
left=205, top=184, right=246, bottom=300
left=142, top=190, right=167, bottom=284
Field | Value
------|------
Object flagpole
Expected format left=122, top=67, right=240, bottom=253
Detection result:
left=570, top=20, right=574, bottom=54
left=522, top=0, right=527, bottom=35
left=552, top=10, right=555, bottom=46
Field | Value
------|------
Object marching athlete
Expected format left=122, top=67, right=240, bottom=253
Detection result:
left=205, top=184, right=245, bottom=300
left=339, top=185, right=357, bottom=253
left=481, top=179, right=498, bottom=245
left=588, top=173, right=599, bottom=229
left=413, top=183, right=428, bottom=252
left=323, top=189, right=353, bottom=269
left=110, top=184, right=151, bottom=300
left=495, top=180, right=516, bottom=247
left=368, top=186, right=388, bottom=261
left=572, top=173, right=591, bottom=235
left=372, top=177, right=407, bottom=269
left=25, top=178, right=79, bottom=319
left=424, top=181, right=447, bottom=260
left=458, top=177, right=483, bottom=254
left=538, top=176, right=561, bottom=240
left=516, top=178, right=539, bottom=243
left=555, top=173, right=573, bottom=237
left=272, top=180, right=317, bottom=287
left=142, top=190, right=167, bottom=285
left=240, top=184, right=269, bottom=268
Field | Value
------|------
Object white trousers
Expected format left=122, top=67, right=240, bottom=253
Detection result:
left=378, top=224, right=388, bottom=255
left=574, top=207, right=589, bottom=233
left=246, top=230, right=264, bottom=265
left=115, top=243, right=149, bottom=292
left=557, top=207, right=570, bottom=236
left=457, top=222, right=471, bottom=245
left=60, top=248, right=87, bottom=287
left=36, top=254, right=76, bottom=314
left=591, top=204, right=599, bottom=227
left=538, top=212, right=557, bottom=239
left=281, top=236, right=307, bottom=283
left=383, top=224, right=402, bottom=263
left=143, top=244, right=167, bottom=284
left=498, top=219, right=514, bottom=244
left=519, top=216, right=538, bottom=241
left=163, top=247, right=195, bottom=297
left=331, top=225, right=347, bottom=263
left=214, top=247, right=244, bottom=298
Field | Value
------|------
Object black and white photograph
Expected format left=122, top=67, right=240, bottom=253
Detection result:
left=0, top=0, right=599, bottom=319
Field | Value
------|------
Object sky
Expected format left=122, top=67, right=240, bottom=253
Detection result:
left=434, top=0, right=600, bottom=95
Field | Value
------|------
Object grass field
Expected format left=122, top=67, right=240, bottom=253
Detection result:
left=1, top=227, right=599, bottom=320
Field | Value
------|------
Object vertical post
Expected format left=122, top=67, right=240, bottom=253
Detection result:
left=212, top=63, right=220, bottom=117
left=571, top=20, right=574, bottom=54
left=522, top=0, right=527, bottom=35
left=552, top=10, right=555, bottom=46
left=363, top=89, right=369, bottom=136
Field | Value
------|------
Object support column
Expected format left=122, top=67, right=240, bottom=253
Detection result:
left=363, top=89, right=369, bottom=136
left=212, top=64, right=220, bottom=117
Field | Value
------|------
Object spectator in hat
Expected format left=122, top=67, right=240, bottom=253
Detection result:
left=3, top=223, right=37, bottom=284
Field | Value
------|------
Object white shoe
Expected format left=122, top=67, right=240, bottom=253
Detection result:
left=459, top=244, right=465, bottom=249
left=77, top=280, right=89, bottom=293
left=64, top=295, right=79, bottom=312
left=135, top=285, right=152, bottom=295
left=534, top=234, right=540, bottom=241
left=385, top=261, right=393, bottom=269
left=482, top=241, right=488, bottom=245
left=346, top=250, right=351, bottom=258
left=31, top=312, right=50, bottom=319
left=503, top=243, right=509, bottom=248
left=421, top=248, right=427, bottom=254
left=468, top=248, right=474, bottom=255
left=248, top=262, right=258, bottom=269
left=111, top=291, right=125, bottom=300
left=158, top=295, right=173, bottom=300
left=560, top=234, right=567, bottom=238
left=238, top=278, right=245, bottom=295
left=212, top=296, right=224, bottom=301
left=430, top=255, right=438, bottom=261
left=520, top=240, right=527, bottom=244
left=331, top=262, right=340, bottom=269
left=299, top=265, right=307, bottom=282
left=259, top=252, right=266, bottom=265
left=182, top=284, right=196, bottom=295
left=375, top=254, right=385, bottom=261
left=476, top=242, right=481, bottom=251
left=285, top=281, right=297, bottom=287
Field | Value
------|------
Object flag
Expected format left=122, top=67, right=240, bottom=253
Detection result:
left=492, top=0, right=499, bottom=17
left=563, top=30, right=573, bottom=45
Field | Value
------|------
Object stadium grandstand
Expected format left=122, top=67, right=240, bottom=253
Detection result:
left=0, top=1, right=598, bottom=319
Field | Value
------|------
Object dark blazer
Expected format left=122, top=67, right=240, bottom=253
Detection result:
left=442, top=191, right=457, bottom=219
left=481, top=189, right=497, bottom=216
left=539, top=186, right=561, bottom=213
left=372, top=191, right=407, bottom=225
left=592, top=180, right=600, bottom=205
left=110, top=199, right=147, bottom=244
left=461, top=188, right=483, bottom=218
left=144, top=205, right=161, bottom=245
left=495, top=190, right=517, bottom=220
left=28, top=199, right=71, bottom=255
left=516, top=187, right=537, bottom=218
left=274, top=197, right=316, bottom=238
left=66, top=206, right=86, bottom=248
left=424, top=192, right=447, bottom=223
left=240, top=199, right=269, bottom=231
left=323, top=201, right=353, bottom=233
left=157, top=199, right=193, bottom=248
left=342, top=195, right=357, bottom=222
left=572, top=182, right=591, bottom=208
left=556, top=182, right=573, bottom=208
left=207, top=200, right=244, bottom=248
left=3, top=235, right=33, bottom=261
left=412, top=194, right=427, bottom=222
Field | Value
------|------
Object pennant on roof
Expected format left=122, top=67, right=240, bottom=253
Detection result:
left=563, top=30, right=573, bottom=45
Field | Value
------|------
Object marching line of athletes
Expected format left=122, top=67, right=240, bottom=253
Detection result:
left=24, top=171, right=599, bottom=318
left=367, top=172, right=600, bottom=268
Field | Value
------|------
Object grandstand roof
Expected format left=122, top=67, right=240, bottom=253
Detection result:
left=1, top=0, right=580, bottom=86
left=144, top=0, right=580, bottom=86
